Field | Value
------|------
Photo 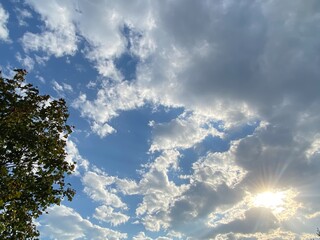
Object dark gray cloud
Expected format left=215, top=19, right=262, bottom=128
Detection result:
left=206, top=207, right=278, bottom=238
left=133, top=0, right=319, bottom=129
left=169, top=183, right=243, bottom=234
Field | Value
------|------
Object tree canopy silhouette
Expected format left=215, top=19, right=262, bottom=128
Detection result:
left=0, top=69, right=75, bottom=239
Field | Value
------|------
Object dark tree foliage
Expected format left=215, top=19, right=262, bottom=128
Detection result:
left=0, top=69, right=75, bottom=239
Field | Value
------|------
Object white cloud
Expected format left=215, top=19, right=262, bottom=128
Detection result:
left=15, top=7, right=32, bottom=26
left=93, top=205, right=129, bottom=226
left=94, top=59, right=123, bottom=80
left=213, top=228, right=299, bottom=240
left=305, top=135, right=320, bottom=159
left=0, top=4, right=9, bottom=41
left=129, top=29, right=156, bottom=60
left=135, top=151, right=187, bottom=232
left=167, top=231, right=184, bottom=239
left=22, top=30, right=77, bottom=57
left=22, top=1, right=77, bottom=57
left=73, top=0, right=155, bottom=63
left=73, top=81, right=146, bottom=137
left=15, top=52, right=35, bottom=71
left=65, top=139, right=89, bottom=175
left=156, top=237, right=172, bottom=240
left=82, top=171, right=127, bottom=209
left=150, top=112, right=223, bottom=152
left=23, top=0, right=155, bottom=70
left=52, top=80, right=73, bottom=95
left=192, top=152, right=246, bottom=189
left=132, top=232, right=153, bottom=240
left=38, top=205, right=127, bottom=240
left=115, top=178, right=139, bottom=195
left=91, top=121, right=116, bottom=138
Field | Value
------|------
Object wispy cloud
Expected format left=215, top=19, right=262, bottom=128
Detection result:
left=0, top=4, right=9, bottom=41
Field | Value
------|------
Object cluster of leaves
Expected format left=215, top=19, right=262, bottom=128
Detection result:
left=0, top=70, right=75, bottom=239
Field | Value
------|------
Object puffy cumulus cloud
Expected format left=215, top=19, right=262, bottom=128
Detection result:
left=166, top=231, right=184, bottom=239
left=184, top=121, right=319, bottom=237
left=230, top=121, right=320, bottom=220
left=0, top=4, right=9, bottom=41
left=91, top=121, right=116, bottom=138
left=94, top=59, right=123, bottom=81
left=206, top=187, right=303, bottom=237
left=38, top=205, right=127, bottom=240
left=22, top=0, right=77, bottom=57
left=71, top=0, right=153, bottom=62
left=135, top=0, right=320, bottom=124
left=127, top=129, right=319, bottom=238
left=81, top=170, right=132, bottom=229
left=136, top=151, right=186, bottom=232
left=66, top=142, right=132, bottom=227
left=122, top=150, right=245, bottom=237
left=115, top=178, right=139, bottom=195
left=132, top=231, right=153, bottom=240
left=169, top=182, right=242, bottom=236
left=82, top=170, right=127, bottom=209
left=149, top=112, right=223, bottom=152
left=73, top=81, right=146, bottom=137
left=192, top=152, right=246, bottom=189
left=93, top=205, right=129, bottom=226
left=23, top=0, right=154, bottom=69
left=132, top=152, right=243, bottom=235
left=143, top=149, right=181, bottom=172
left=22, top=28, right=77, bottom=57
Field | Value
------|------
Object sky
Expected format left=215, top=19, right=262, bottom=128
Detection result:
left=1, top=0, right=320, bottom=239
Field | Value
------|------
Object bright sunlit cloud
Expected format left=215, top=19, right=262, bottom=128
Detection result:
left=253, top=191, right=285, bottom=212
left=251, top=189, right=301, bottom=221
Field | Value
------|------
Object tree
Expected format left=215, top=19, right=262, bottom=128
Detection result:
left=0, top=69, right=75, bottom=239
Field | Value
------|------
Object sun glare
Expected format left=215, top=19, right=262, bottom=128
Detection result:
left=253, top=191, right=285, bottom=213
left=250, top=189, right=301, bottom=221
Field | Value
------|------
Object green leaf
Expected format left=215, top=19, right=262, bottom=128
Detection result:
left=0, top=69, right=75, bottom=239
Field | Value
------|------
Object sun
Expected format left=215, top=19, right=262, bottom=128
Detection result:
left=250, top=189, right=301, bottom=221
left=253, top=191, right=285, bottom=213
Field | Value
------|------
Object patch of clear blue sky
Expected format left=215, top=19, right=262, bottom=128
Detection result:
left=75, top=105, right=185, bottom=179
left=178, top=122, right=259, bottom=177
left=114, top=25, right=140, bottom=81
left=226, top=121, right=260, bottom=141
left=60, top=184, right=99, bottom=218
left=115, top=52, right=139, bottom=82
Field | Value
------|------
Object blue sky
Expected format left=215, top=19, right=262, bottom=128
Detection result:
left=1, top=0, right=320, bottom=239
